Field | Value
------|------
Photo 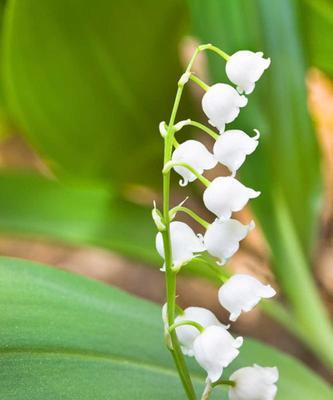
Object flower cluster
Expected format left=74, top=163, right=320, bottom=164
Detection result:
left=154, top=46, right=277, bottom=400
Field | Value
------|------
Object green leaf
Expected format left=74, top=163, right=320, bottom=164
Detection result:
left=2, top=0, right=187, bottom=185
left=0, top=170, right=157, bottom=263
left=187, top=0, right=333, bottom=370
left=0, top=256, right=332, bottom=399
left=301, top=0, right=333, bottom=76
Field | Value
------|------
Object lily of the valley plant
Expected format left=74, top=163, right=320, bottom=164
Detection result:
left=153, top=44, right=277, bottom=400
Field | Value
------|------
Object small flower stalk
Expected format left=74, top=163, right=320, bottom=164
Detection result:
left=152, top=43, right=277, bottom=399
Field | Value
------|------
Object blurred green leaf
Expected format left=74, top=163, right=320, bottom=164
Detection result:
left=2, top=0, right=187, bottom=185
left=301, top=0, right=333, bottom=76
left=0, top=171, right=156, bottom=263
left=1, top=256, right=332, bottom=399
left=188, top=0, right=333, bottom=369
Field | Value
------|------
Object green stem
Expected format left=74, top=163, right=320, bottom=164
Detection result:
left=169, top=320, right=205, bottom=333
left=160, top=46, right=204, bottom=400
left=198, top=43, right=230, bottom=60
left=187, top=120, right=220, bottom=140
left=189, top=74, right=210, bottom=91
left=173, top=138, right=180, bottom=148
left=170, top=206, right=209, bottom=229
left=192, top=256, right=230, bottom=283
left=212, top=379, right=235, bottom=388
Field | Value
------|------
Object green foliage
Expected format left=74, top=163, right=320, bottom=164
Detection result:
left=0, top=257, right=332, bottom=399
left=301, top=0, right=333, bottom=76
left=2, top=0, right=187, bottom=185
left=0, top=171, right=156, bottom=263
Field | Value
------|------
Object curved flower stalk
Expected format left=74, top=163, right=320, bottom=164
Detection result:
left=152, top=43, right=276, bottom=400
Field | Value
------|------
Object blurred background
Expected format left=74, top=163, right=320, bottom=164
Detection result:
left=0, top=0, right=332, bottom=387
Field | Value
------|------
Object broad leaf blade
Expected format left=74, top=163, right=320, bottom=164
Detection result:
left=0, top=171, right=156, bottom=263
left=0, top=257, right=332, bottom=399
left=2, top=0, right=187, bottom=185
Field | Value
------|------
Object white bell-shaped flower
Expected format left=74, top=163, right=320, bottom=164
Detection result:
left=203, top=176, right=260, bottom=220
left=193, top=325, right=243, bottom=382
left=155, top=221, right=205, bottom=270
left=213, top=129, right=259, bottom=176
left=226, top=50, right=271, bottom=95
left=201, top=83, right=248, bottom=132
left=229, top=364, right=279, bottom=400
left=218, top=274, right=276, bottom=321
left=204, top=219, right=255, bottom=265
left=171, top=140, right=217, bottom=186
left=175, top=307, right=227, bottom=356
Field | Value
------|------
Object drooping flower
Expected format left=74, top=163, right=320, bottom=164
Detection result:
left=171, top=140, right=217, bottom=186
left=213, top=129, right=260, bottom=176
left=175, top=307, right=227, bottom=356
left=193, top=325, right=243, bottom=382
left=201, top=83, right=248, bottom=132
left=203, top=176, right=260, bottom=220
left=229, top=364, right=279, bottom=400
left=155, top=221, right=205, bottom=270
left=204, top=219, right=255, bottom=265
left=218, top=274, right=276, bottom=321
left=226, top=50, right=271, bottom=95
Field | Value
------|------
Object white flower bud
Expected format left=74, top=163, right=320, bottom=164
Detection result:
left=161, top=303, right=168, bottom=329
left=203, top=176, right=260, bottom=220
left=229, top=364, right=279, bottom=400
left=226, top=50, right=271, bottom=95
left=152, top=201, right=166, bottom=231
left=179, top=72, right=190, bottom=86
left=213, top=129, right=259, bottom=175
left=204, top=219, right=255, bottom=265
left=171, top=140, right=217, bottom=186
left=175, top=307, right=227, bottom=356
left=193, top=325, right=243, bottom=382
left=202, top=83, right=248, bottom=132
left=161, top=303, right=173, bottom=349
left=218, top=274, right=276, bottom=321
left=159, top=121, right=168, bottom=137
left=155, top=221, right=205, bottom=270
